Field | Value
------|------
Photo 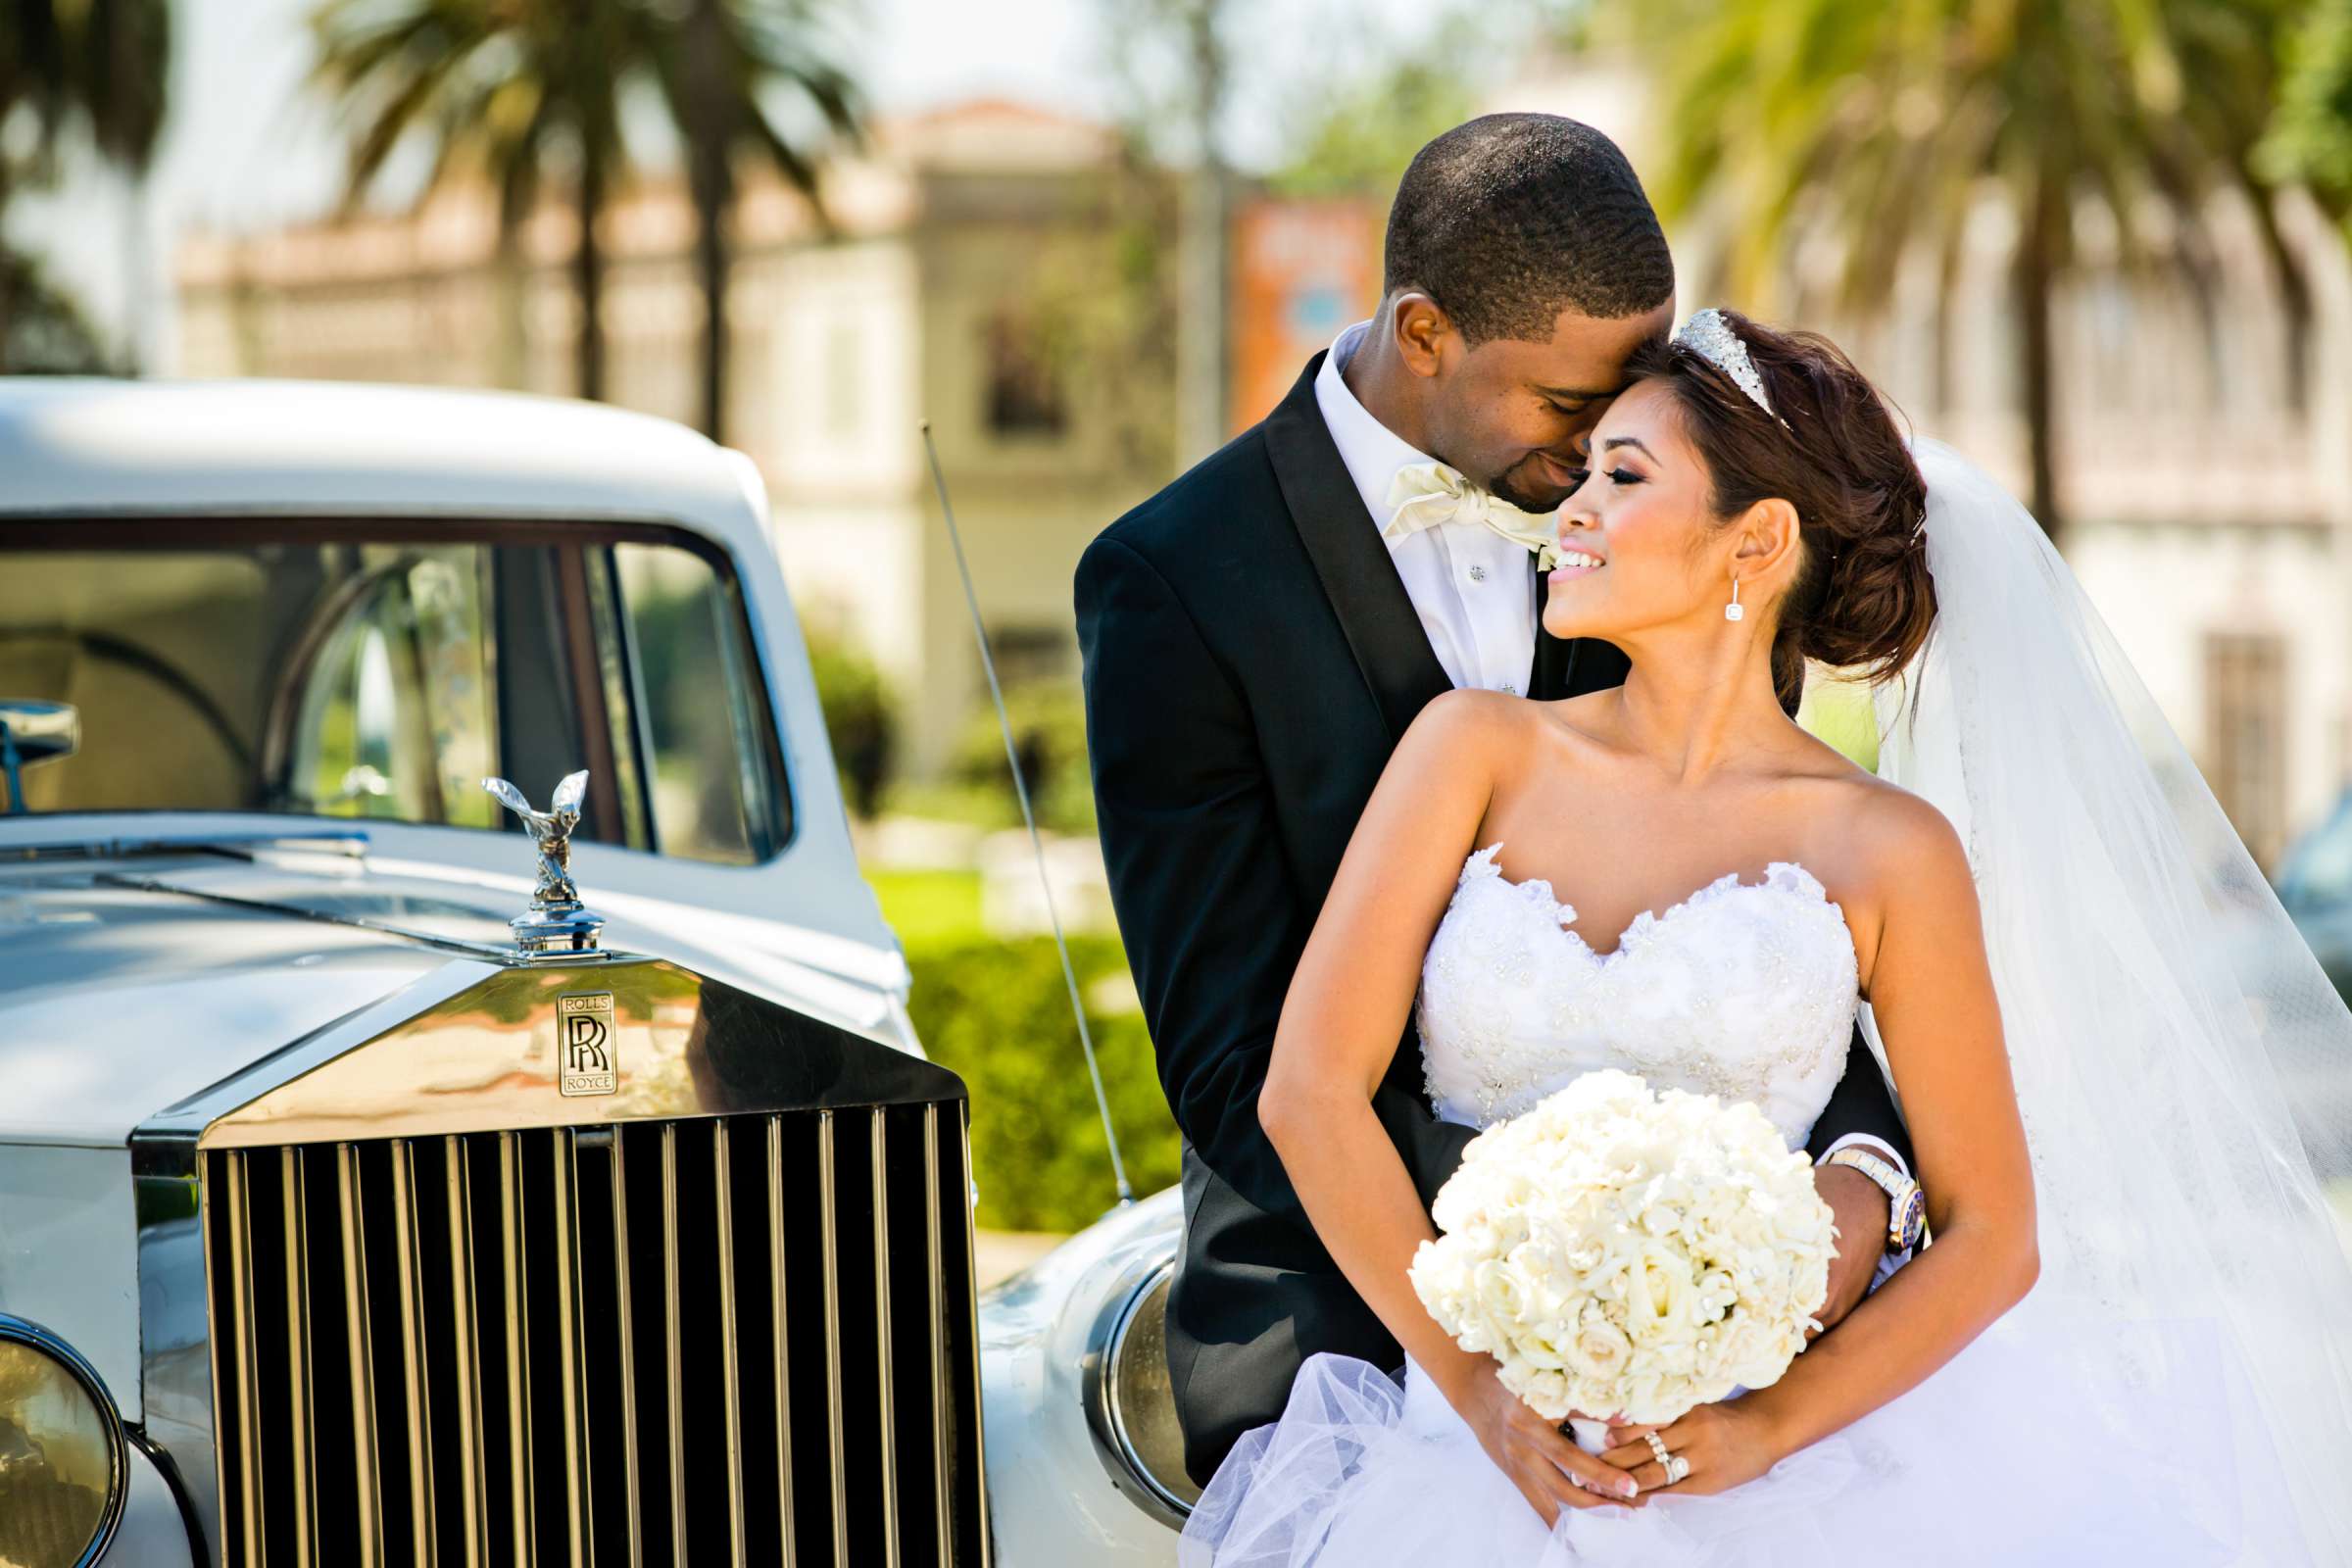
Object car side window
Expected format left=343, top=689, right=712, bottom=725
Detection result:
left=613, top=543, right=790, bottom=865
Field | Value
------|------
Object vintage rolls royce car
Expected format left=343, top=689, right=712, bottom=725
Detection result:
left=0, top=379, right=1193, bottom=1564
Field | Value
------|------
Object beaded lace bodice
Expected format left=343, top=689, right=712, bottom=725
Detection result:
left=1417, top=845, right=1861, bottom=1144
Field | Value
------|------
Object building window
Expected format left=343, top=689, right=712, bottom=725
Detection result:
left=984, top=311, right=1066, bottom=437
left=2206, top=631, right=2287, bottom=868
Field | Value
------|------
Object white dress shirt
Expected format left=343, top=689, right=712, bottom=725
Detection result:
left=1314, top=319, right=1916, bottom=1268
left=1315, top=321, right=1540, bottom=696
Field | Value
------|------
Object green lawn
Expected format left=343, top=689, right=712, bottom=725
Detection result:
left=1797, top=675, right=1881, bottom=771
left=866, top=868, right=987, bottom=956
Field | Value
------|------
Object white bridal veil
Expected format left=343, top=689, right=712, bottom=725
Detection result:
left=1872, top=441, right=2352, bottom=1559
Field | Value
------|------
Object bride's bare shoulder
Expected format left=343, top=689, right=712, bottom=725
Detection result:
left=1390, top=691, right=1592, bottom=804
left=1390, top=688, right=1544, bottom=776
left=1405, top=687, right=1555, bottom=747
left=1831, top=774, right=1978, bottom=919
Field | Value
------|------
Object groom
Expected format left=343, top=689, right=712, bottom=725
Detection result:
left=1076, top=114, right=1917, bottom=1489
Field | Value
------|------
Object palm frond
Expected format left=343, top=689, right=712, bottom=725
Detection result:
left=1636, top=0, right=2294, bottom=534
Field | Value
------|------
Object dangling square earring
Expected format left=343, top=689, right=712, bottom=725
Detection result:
left=1725, top=576, right=1744, bottom=622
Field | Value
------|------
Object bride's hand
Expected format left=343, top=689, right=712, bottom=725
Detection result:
left=1443, top=1366, right=1644, bottom=1525
left=1598, top=1402, right=1785, bottom=1496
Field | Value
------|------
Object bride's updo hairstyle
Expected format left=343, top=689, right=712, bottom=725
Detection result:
left=1625, top=312, right=1936, bottom=716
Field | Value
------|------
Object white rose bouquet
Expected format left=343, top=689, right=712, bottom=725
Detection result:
left=1406, top=1069, right=1837, bottom=1453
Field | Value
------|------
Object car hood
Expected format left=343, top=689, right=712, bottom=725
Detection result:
left=0, top=843, right=910, bottom=1148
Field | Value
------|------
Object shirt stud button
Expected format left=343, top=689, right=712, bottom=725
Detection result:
left=1468, top=564, right=1487, bottom=582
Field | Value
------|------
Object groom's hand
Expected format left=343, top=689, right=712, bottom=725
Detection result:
left=1810, top=1163, right=1891, bottom=1338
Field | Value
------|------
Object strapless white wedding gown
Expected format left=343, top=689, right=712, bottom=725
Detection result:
left=1179, top=847, right=2313, bottom=1566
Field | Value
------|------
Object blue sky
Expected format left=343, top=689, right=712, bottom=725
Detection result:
left=8, top=0, right=1448, bottom=368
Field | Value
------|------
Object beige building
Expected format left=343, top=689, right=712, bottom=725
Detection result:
left=175, top=100, right=1177, bottom=780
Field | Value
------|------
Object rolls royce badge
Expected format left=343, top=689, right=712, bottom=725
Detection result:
left=557, top=991, right=619, bottom=1096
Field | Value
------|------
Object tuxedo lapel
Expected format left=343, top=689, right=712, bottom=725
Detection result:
left=1530, top=558, right=1577, bottom=700
left=1264, top=352, right=1453, bottom=742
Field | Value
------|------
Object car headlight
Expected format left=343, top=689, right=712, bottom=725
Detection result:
left=1081, top=1256, right=1202, bottom=1528
left=0, top=1314, right=127, bottom=1568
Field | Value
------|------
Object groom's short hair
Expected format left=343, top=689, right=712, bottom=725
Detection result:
left=1385, top=114, right=1674, bottom=344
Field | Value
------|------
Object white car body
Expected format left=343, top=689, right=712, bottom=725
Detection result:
left=0, top=378, right=1189, bottom=1563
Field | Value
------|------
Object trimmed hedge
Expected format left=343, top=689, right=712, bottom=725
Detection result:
left=906, top=935, right=1182, bottom=1233
left=807, top=626, right=899, bottom=819
left=946, top=684, right=1097, bottom=837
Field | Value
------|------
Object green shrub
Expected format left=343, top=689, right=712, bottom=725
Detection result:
left=1797, top=671, right=1882, bottom=771
left=906, top=935, right=1180, bottom=1232
left=945, top=683, right=1097, bottom=837
left=806, top=626, right=899, bottom=818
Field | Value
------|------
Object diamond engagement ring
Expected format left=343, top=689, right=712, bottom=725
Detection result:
left=1664, top=1452, right=1692, bottom=1486
left=1643, top=1431, right=1671, bottom=1467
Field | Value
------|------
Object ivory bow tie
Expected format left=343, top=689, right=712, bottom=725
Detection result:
left=1384, top=462, right=1564, bottom=569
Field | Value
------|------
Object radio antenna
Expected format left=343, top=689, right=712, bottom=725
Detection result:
left=920, top=422, right=1134, bottom=1207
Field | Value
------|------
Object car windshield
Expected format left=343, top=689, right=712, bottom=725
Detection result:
left=0, top=518, right=790, bottom=866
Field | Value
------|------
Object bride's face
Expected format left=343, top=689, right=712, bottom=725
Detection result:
left=1540, top=378, right=1740, bottom=643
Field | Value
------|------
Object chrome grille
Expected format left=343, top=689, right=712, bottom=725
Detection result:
left=201, top=1104, right=988, bottom=1566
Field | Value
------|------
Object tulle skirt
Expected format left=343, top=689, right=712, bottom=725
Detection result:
left=1179, top=1296, right=2316, bottom=1566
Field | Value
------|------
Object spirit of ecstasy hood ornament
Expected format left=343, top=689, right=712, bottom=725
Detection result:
left=482, top=769, right=607, bottom=958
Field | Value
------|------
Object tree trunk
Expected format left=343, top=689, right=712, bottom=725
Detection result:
left=122, top=172, right=152, bottom=374
left=1173, top=0, right=1230, bottom=462
left=492, top=223, right=528, bottom=391
left=687, top=0, right=730, bottom=442
left=2017, top=178, right=2063, bottom=543
left=693, top=175, right=727, bottom=440
left=0, top=167, right=14, bottom=374
left=690, top=175, right=730, bottom=441
left=574, top=141, right=608, bottom=402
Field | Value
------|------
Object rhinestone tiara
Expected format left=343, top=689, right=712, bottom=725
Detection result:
left=1673, top=308, right=1792, bottom=433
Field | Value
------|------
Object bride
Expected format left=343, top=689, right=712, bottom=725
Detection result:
left=1179, top=310, right=2352, bottom=1565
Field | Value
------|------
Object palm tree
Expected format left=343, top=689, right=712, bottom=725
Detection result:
left=0, top=4, right=70, bottom=359
left=68, top=0, right=170, bottom=368
left=647, top=0, right=858, bottom=443
left=65, top=0, right=170, bottom=177
left=2262, top=0, right=2352, bottom=212
left=310, top=0, right=857, bottom=432
left=1, top=249, right=113, bottom=372
left=0, top=0, right=171, bottom=370
left=309, top=0, right=642, bottom=400
left=1639, top=0, right=2299, bottom=542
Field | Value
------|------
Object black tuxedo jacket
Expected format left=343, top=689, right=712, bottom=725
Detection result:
left=1074, top=353, right=1913, bottom=1488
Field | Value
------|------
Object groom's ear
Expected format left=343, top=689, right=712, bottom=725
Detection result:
left=1388, top=291, right=1458, bottom=378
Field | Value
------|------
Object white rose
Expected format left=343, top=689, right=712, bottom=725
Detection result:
left=1515, top=1324, right=1572, bottom=1374
left=1567, top=1317, right=1634, bottom=1382
left=1471, top=1257, right=1534, bottom=1334
left=1625, top=1241, right=1699, bottom=1335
